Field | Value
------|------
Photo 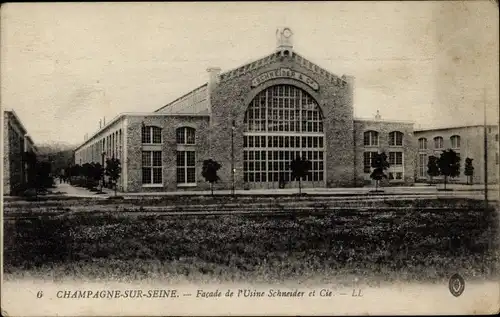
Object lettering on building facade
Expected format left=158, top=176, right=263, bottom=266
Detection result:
left=251, top=68, right=320, bottom=91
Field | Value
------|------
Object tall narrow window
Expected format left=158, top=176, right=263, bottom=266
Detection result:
left=142, top=151, right=162, bottom=184
left=142, top=126, right=162, bottom=144
left=450, top=135, right=460, bottom=149
left=434, top=136, right=443, bottom=149
left=389, top=131, right=403, bottom=146
left=419, top=153, right=427, bottom=178
left=418, top=138, right=427, bottom=150
left=177, top=151, right=196, bottom=184
left=176, top=127, right=197, bottom=185
left=363, top=151, right=378, bottom=173
left=364, top=131, right=379, bottom=147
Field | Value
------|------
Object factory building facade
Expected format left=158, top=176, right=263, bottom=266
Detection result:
left=74, top=28, right=496, bottom=193
left=415, top=125, right=499, bottom=184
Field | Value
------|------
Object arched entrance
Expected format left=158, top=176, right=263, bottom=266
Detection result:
left=242, top=84, right=325, bottom=189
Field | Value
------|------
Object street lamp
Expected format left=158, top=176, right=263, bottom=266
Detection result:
left=231, top=119, right=236, bottom=196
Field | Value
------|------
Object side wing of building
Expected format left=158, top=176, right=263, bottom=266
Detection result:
left=3, top=110, right=37, bottom=195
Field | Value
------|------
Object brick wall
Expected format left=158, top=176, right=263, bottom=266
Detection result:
left=125, top=115, right=210, bottom=192
left=209, top=52, right=356, bottom=189
left=353, top=119, right=417, bottom=186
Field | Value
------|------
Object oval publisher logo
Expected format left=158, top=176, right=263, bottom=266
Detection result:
left=448, top=273, right=465, bottom=297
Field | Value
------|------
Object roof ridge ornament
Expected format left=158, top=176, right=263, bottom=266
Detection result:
left=276, top=27, right=293, bottom=52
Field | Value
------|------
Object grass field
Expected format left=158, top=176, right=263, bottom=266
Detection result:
left=3, top=197, right=499, bottom=285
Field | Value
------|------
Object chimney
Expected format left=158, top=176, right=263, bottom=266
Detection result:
left=103, top=117, right=106, bottom=126
left=99, top=119, right=102, bottom=129
left=207, top=67, right=221, bottom=91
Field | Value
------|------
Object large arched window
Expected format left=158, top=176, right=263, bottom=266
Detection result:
left=434, top=136, right=443, bottom=149
left=450, top=135, right=460, bottom=149
left=418, top=138, right=427, bottom=150
left=363, top=131, right=379, bottom=147
left=244, top=85, right=323, bottom=133
left=142, top=125, right=162, bottom=144
left=389, top=131, right=403, bottom=146
left=243, top=84, right=325, bottom=187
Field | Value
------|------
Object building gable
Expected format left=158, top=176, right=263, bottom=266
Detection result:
left=219, top=51, right=347, bottom=88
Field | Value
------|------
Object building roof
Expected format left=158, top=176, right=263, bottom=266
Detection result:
left=415, top=124, right=498, bottom=133
left=354, top=117, right=415, bottom=125
left=154, top=83, right=208, bottom=114
left=74, top=112, right=210, bottom=152
left=4, top=109, right=28, bottom=135
left=153, top=49, right=348, bottom=114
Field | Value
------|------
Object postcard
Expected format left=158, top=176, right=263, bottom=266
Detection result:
left=1, top=1, right=499, bottom=316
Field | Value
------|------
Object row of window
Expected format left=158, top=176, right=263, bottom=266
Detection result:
left=363, top=131, right=404, bottom=147
left=243, top=135, right=324, bottom=149
left=243, top=171, right=324, bottom=183
left=141, top=126, right=196, bottom=145
left=141, top=150, right=196, bottom=185
left=243, top=150, right=324, bottom=161
left=243, top=149, right=324, bottom=183
left=363, top=151, right=403, bottom=173
left=77, top=129, right=123, bottom=165
left=418, top=135, right=460, bottom=150
left=143, top=148, right=328, bottom=185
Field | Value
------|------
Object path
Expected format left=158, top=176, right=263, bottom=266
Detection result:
left=54, top=181, right=110, bottom=198
left=51, top=181, right=499, bottom=201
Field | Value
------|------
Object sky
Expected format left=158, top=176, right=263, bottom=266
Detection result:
left=1, top=1, right=498, bottom=146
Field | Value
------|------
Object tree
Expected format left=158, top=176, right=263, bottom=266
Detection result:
left=81, top=163, right=93, bottom=187
left=427, top=155, right=440, bottom=184
left=91, top=162, right=105, bottom=191
left=464, top=157, right=474, bottom=185
left=202, top=159, right=221, bottom=196
left=105, top=157, right=121, bottom=196
left=68, top=164, right=82, bottom=182
left=290, top=156, right=312, bottom=195
left=370, top=152, right=390, bottom=191
left=35, top=160, right=53, bottom=191
left=437, top=149, right=461, bottom=190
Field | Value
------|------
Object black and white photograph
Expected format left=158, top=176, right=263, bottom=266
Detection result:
left=1, top=1, right=499, bottom=315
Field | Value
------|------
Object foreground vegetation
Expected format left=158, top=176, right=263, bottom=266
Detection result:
left=3, top=198, right=499, bottom=285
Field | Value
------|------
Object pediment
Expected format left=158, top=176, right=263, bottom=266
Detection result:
left=219, top=50, right=347, bottom=87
